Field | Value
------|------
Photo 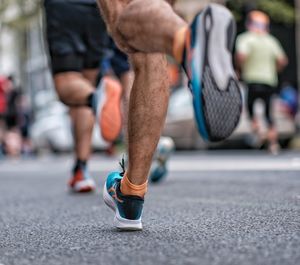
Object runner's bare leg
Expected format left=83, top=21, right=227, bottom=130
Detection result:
left=126, top=53, right=170, bottom=185
left=54, top=72, right=94, bottom=106
left=97, top=0, right=181, bottom=189
left=54, top=70, right=97, bottom=161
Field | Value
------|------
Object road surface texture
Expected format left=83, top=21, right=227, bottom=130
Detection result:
left=0, top=151, right=300, bottom=265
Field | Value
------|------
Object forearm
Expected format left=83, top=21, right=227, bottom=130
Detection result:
left=235, top=53, right=247, bottom=69
left=276, top=56, right=288, bottom=72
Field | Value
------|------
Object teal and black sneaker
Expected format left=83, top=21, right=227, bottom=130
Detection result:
left=182, top=4, right=242, bottom=142
left=103, top=160, right=144, bottom=231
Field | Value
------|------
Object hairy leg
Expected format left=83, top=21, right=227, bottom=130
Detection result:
left=126, top=53, right=170, bottom=185
left=97, top=0, right=173, bottom=189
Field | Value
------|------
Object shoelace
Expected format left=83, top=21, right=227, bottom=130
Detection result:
left=119, top=155, right=126, bottom=177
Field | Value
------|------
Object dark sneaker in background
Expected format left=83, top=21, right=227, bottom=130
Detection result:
left=149, top=137, right=175, bottom=183
left=69, top=164, right=95, bottom=193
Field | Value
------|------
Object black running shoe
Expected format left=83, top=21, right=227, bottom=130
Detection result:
left=103, top=162, right=144, bottom=230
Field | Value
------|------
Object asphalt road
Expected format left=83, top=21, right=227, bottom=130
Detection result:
left=0, top=151, right=300, bottom=265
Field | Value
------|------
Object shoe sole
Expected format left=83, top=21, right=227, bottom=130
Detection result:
left=103, top=182, right=143, bottom=231
left=97, top=77, right=122, bottom=142
left=190, top=4, right=242, bottom=142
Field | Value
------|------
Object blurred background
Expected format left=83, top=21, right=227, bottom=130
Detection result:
left=0, top=0, right=299, bottom=157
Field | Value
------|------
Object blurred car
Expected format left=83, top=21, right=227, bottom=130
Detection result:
left=30, top=90, right=108, bottom=153
left=163, top=85, right=296, bottom=149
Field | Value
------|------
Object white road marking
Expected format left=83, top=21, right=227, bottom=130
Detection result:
left=169, top=160, right=300, bottom=171
left=1, top=156, right=300, bottom=173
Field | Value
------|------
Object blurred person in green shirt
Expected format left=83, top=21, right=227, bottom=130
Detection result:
left=235, top=11, right=288, bottom=154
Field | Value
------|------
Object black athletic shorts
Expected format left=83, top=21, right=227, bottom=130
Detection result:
left=100, top=38, right=131, bottom=79
left=44, top=0, right=109, bottom=74
left=247, top=83, right=276, bottom=126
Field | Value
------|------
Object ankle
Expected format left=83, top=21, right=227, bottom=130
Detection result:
left=73, top=159, right=87, bottom=172
left=120, top=173, right=148, bottom=198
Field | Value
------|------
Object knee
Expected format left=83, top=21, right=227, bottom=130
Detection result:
left=53, top=73, right=77, bottom=105
left=55, top=91, right=70, bottom=106
left=53, top=85, right=66, bottom=105
left=57, top=94, right=69, bottom=106
left=116, top=0, right=168, bottom=37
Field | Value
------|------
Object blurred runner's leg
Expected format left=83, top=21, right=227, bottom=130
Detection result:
left=44, top=1, right=122, bottom=192
left=149, top=136, right=175, bottom=183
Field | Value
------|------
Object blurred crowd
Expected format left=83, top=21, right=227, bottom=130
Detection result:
left=0, top=5, right=299, bottom=159
left=0, top=75, right=33, bottom=158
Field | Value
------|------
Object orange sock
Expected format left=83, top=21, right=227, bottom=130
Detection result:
left=120, top=173, right=148, bottom=198
left=173, top=26, right=188, bottom=64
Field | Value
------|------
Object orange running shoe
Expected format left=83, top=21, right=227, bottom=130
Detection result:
left=96, top=77, right=122, bottom=142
